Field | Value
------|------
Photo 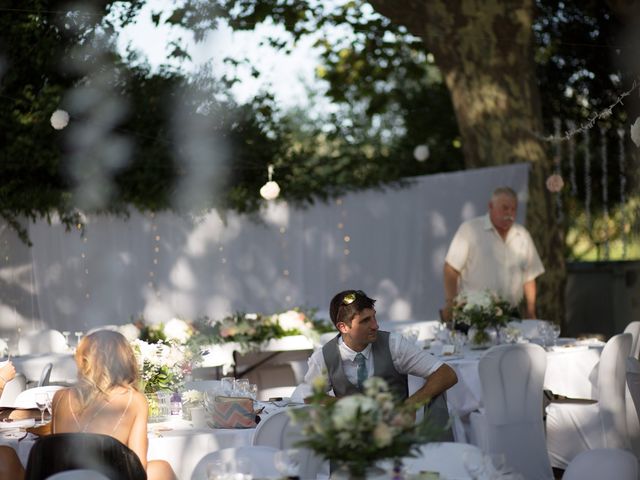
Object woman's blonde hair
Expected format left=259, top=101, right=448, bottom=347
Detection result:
left=75, top=330, right=139, bottom=409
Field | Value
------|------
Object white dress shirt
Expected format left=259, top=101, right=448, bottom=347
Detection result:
left=445, top=214, right=545, bottom=305
left=299, top=332, right=443, bottom=397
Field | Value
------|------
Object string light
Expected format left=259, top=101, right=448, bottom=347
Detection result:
left=538, top=78, right=640, bottom=142
left=50, top=109, right=70, bottom=130
left=260, top=165, right=280, bottom=200
left=413, top=144, right=430, bottom=162
left=617, top=129, right=628, bottom=258
left=583, top=130, right=592, bottom=231
left=600, top=127, right=609, bottom=258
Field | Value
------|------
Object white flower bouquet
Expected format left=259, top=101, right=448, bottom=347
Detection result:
left=452, top=290, right=519, bottom=345
left=290, top=377, right=439, bottom=478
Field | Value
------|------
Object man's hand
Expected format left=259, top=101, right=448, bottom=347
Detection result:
left=407, top=364, right=458, bottom=407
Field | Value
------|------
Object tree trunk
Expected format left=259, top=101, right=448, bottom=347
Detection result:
left=368, top=0, right=566, bottom=323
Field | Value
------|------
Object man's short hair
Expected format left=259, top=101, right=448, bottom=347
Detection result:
left=491, top=186, right=517, bottom=201
left=329, top=290, right=376, bottom=327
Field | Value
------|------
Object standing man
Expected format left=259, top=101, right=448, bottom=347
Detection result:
left=302, top=289, right=457, bottom=411
left=442, top=186, right=545, bottom=321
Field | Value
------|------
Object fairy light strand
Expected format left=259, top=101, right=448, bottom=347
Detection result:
left=583, top=130, right=592, bottom=231
left=566, top=120, right=578, bottom=195
left=538, top=79, right=640, bottom=142
left=618, top=129, right=628, bottom=259
left=600, top=127, right=609, bottom=259
left=552, top=118, right=564, bottom=224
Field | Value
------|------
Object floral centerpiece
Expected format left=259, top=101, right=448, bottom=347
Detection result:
left=189, top=308, right=333, bottom=353
left=290, top=376, right=439, bottom=479
left=451, top=290, right=519, bottom=346
left=130, top=338, right=193, bottom=421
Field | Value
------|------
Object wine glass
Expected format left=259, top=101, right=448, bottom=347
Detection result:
left=74, top=331, right=83, bottom=347
left=61, top=331, right=71, bottom=348
left=462, top=449, right=485, bottom=480
left=274, top=449, right=301, bottom=477
left=45, top=393, right=54, bottom=420
left=35, top=392, right=48, bottom=424
left=235, top=378, right=250, bottom=397
left=550, top=323, right=561, bottom=346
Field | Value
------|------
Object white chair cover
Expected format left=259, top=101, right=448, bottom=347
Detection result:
left=0, top=373, right=26, bottom=407
left=401, top=442, right=486, bottom=478
left=562, top=448, right=638, bottom=480
left=468, top=343, right=552, bottom=480
left=13, top=385, right=64, bottom=409
left=190, top=446, right=281, bottom=480
left=546, top=332, right=632, bottom=469
left=626, top=356, right=640, bottom=459
left=19, top=330, right=68, bottom=355
left=258, top=386, right=296, bottom=401
left=38, top=362, right=53, bottom=387
left=624, top=321, right=640, bottom=360
left=252, top=407, right=323, bottom=479
left=45, top=470, right=111, bottom=480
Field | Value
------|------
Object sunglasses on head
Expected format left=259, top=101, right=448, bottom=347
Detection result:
left=341, top=290, right=366, bottom=306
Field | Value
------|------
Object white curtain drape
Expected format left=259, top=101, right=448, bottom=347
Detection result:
left=0, top=164, right=529, bottom=334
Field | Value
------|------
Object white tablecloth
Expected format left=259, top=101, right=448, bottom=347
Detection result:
left=435, top=342, right=603, bottom=417
left=12, top=353, right=77, bottom=384
left=148, top=418, right=255, bottom=480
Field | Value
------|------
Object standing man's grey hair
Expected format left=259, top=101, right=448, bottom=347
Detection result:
left=491, top=186, right=517, bottom=201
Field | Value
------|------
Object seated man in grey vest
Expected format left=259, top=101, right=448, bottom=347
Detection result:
left=302, top=289, right=457, bottom=420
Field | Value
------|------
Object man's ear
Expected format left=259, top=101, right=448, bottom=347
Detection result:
left=337, top=322, right=349, bottom=334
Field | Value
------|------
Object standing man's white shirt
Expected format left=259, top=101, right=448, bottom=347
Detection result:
left=445, top=214, right=544, bottom=305
left=300, top=332, right=443, bottom=397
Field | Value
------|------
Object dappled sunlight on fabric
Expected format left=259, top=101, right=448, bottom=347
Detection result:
left=169, top=257, right=197, bottom=290
left=461, top=201, right=478, bottom=221
left=388, top=298, right=412, bottom=321
left=429, top=211, right=448, bottom=237
left=262, top=201, right=290, bottom=228
left=185, top=214, right=225, bottom=257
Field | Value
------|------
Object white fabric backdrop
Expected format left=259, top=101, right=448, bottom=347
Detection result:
left=0, top=164, right=529, bottom=334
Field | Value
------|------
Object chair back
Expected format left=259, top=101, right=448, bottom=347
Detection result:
left=19, top=330, right=68, bottom=355
left=38, top=363, right=53, bottom=387
left=402, top=442, right=485, bottom=478
left=624, top=321, right=640, bottom=359
left=627, top=356, right=640, bottom=417
left=252, top=407, right=323, bottom=479
left=563, top=448, right=638, bottom=480
left=191, top=446, right=280, bottom=480
left=596, top=332, right=632, bottom=448
left=25, top=432, right=146, bottom=480
left=0, top=373, right=26, bottom=407
left=45, top=470, right=111, bottom=480
left=477, top=343, right=552, bottom=480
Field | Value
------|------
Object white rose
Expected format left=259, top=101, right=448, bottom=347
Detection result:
left=277, top=310, right=305, bottom=331
left=164, top=318, right=191, bottom=344
left=332, top=395, right=377, bottom=427
left=244, top=313, right=258, bottom=320
left=118, top=323, right=140, bottom=342
left=373, top=422, right=394, bottom=447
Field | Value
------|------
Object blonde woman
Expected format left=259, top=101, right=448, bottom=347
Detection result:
left=4, top=330, right=177, bottom=480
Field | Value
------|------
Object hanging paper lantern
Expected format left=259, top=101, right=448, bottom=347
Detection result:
left=50, top=109, right=70, bottom=130
left=630, top=117, right=640, bottom=148
left=413, top=144, right=430, bottom=162
left=545, top=174, right=564, bottom=193
left=260, top=181, right=280, bottom=200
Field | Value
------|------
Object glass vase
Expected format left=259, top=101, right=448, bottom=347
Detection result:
left=330, top=463, right=386, bottom=480
left=146, top=391, right=171, bottom=422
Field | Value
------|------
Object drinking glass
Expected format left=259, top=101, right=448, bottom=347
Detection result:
left=206, top=458, right=230, bottom=480
left=220, top=377, right=235, bottom=396
left=551, top=323, right=561, bottom=346
left=74, top=331, right=83, bottom=347
left=35, top=392, right=48, bottom=424
left=248, top=384, right=258, bottom=401
left=61, top=331, right=71, bottom=348
left=45, top=393, right=53, bottom=420
left=235, top=378, right=250, bottom=397
left=274, top=449, right=301, bottom=477
left=462, top=449, right=485, bottom=480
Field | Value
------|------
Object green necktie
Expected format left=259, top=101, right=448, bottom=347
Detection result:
left=355, top=352, right=367, bottom=390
